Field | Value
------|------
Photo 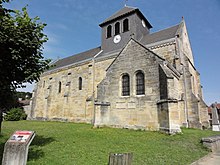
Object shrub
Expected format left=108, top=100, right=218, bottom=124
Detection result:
left=4, top=108, right=27, bottom=121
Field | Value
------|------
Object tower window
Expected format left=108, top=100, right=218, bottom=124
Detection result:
left=122, top=74, right=130, bottom=96
left=107, top=25, right=112, bottom=38
left=123, top=19, right=129, bottom=32
left=136, top=71, right=145, bottom=95
left=79, top=77, right=82, bottom=90
left=115, top=22, right=120, bottom=35
left=58, top=81, right=62, bottom=93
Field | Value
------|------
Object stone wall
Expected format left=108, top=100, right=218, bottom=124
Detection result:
left=95, top=39, right=165, bottom=130
left=32, top=56, right=114, bottom=123
left=151, top=44, right=176, bottom=65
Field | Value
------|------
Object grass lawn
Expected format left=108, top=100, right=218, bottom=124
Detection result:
left=0, top=121, right=219, bottom=165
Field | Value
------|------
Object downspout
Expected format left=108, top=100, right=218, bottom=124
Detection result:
left=176, top=35, right=189, bottom=128
left=92, top=50, right=103, bottom=125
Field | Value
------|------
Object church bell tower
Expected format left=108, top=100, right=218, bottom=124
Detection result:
left=99, top=6, right=152, bottom=53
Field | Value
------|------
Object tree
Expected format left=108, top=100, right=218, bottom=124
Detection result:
left=0, top=0, right=50, bottom=133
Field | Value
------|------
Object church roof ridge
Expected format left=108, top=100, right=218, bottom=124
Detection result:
left=124, top=5, right=137, bottom=9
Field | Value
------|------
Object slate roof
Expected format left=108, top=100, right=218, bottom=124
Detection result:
left=99, top=6, right=152, bottom=28
left=141, top=24, right=180, bottom=45
left=49, top=47, right=101, bottom=70
left=49, top=24, right=180, bottom=72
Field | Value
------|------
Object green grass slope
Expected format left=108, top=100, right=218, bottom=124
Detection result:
left=0, top=121, right=219, bottom=165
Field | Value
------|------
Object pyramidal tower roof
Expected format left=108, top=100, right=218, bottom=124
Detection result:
left=99, top=6, right=152, bottom=29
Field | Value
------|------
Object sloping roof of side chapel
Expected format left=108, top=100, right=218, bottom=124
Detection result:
left=48, top=7, right=181, bottom=72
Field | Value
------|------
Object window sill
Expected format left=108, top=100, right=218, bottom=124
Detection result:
left=120, top=95, right=130, bottom=98
left=135, top=94, right=145, bottom=97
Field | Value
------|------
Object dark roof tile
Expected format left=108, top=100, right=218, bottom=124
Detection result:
left=50, top=47, right=101, bottom=70
left=100, top=6, right=136, bottom=26
left=99, top=6, right=152, bottom=28
left=141, top=24, right=180, bottom=45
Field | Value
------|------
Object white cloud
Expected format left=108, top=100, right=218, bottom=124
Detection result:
left=16, top=83, right=35, bottom=92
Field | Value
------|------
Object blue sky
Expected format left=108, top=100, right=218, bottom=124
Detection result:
left=5, top=0, right=220, bottom=105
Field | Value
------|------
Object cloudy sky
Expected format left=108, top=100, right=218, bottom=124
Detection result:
left=5, top=0, right=220, bottom=105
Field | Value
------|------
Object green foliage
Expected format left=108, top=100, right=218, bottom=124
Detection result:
left=1, top=121, right=220, bottom=164
left=4, top=108, right=27, bottom=121
left=0, top=1, right=50, bottom=110
left=0, top=6, right=50, bottom=87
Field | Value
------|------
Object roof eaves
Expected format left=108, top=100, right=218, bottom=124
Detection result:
left=43, top=57, right=93, bottom=75
left=46, top=46, right=101, bottom=72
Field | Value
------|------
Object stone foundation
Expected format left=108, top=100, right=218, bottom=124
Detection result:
left=201, top=135, right=220, bottom=152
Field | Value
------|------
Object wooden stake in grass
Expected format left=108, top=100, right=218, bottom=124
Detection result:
left=108, top=153, right=133, bottom=165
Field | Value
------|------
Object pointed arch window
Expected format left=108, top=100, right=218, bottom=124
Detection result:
left=123, top=19, right=129, bottom=32
left=122, top=74, right=130, bottom=96
left=107, top=25, right=112, bottom=38
left=79, top=77, right=82, bottom=90
left=58, top=81, right=62, bottom=93
left=136, top=71, right=145, bottom=95
left=115, top=22, right=120, bottom=35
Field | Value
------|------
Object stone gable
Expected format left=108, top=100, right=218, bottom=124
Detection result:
left=95, top=39, right=165, bottom=130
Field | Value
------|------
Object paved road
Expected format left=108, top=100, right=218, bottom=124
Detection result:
left=192, top=151, right=220, bottom=165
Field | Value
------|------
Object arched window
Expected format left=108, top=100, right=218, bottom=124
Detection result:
left=122, top=74, right=130, bottom=96
left=79, top=77, right=82, bottom=90
left=136, top=71, right=145, bottom=95
left=58, top=81, right=61, bottom=93
left=123, top=19, right=129, bottom=32
left=107, top=25, right=112, bottom=38
left=115, top=22, right=120, bottom=35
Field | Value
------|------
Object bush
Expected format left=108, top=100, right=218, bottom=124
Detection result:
left=4, top=108, right=27, bottom=121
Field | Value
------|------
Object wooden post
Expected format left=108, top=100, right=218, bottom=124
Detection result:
left=108, top=153, right=133, bottom=165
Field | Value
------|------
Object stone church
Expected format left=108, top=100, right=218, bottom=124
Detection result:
left=30, top=6, right=209, bottom=133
